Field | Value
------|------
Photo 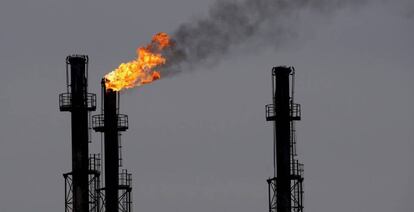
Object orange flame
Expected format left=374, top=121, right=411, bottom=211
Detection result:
left=104, top=32, right=171, bottom=91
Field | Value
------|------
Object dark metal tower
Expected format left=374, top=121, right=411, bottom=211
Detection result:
left=265, top=66, right=304, bottom=212
left=59, top=55, right=99, bottom=212
left=92, top=80, right=132, bottom=212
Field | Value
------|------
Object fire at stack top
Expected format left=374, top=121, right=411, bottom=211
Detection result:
left=265, top=66, right=303, bottom=212
left=59, top=55, right=96, bottom=212
left=92, top=79, right=130, bottom=212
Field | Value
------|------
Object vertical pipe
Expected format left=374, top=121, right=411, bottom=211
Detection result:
left=103, top=80, right=119, bottom=212
left=274, top=67, right=292, bottom=212
left=272, top=73, right=276, bottom=178
left=64, top=175, right=67, bottom=212
left=268, top=182, right=272, bottom=212
left=69, top=57, right=90, bottom=212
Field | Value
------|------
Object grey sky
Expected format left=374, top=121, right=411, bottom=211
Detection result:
left=0, top=0, right=413, bottom=212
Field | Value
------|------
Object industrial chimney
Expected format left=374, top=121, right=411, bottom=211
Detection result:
left=92, top=80, right=132, bottom=212
left=59, top=55, right=97, bottom=212
left=265, top=66, right=304, bottom=212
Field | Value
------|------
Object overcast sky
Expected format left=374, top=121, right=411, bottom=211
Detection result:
left=0, top=0, right=413, bottom=212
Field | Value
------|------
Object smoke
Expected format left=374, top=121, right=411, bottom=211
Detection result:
left=161, top=0, right=367, bottom=76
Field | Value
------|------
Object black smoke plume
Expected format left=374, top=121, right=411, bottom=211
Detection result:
left=162, top=0, right=366, bottom=76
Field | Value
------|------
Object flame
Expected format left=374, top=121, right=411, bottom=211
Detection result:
left=152, top=32, right=171, bottom=50
left=104, top=32, right=171, bottom=91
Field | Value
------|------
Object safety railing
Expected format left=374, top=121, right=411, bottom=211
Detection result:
left=119, top=169, right=132, bottom=187
left=59, top=92, right=96, bottom=111
left=265, top=103, right=301, bottom=121
left=91, top=114, right=128, bottom=132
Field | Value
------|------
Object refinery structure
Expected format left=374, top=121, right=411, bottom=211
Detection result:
left=265, top=67, right=304, bottom=212
left=59, top=55, right=132, bottom=212
left=59, top=55, right=304, bottom=212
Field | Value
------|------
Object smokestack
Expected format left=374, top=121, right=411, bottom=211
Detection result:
left=103, top=80, right=120, bottom=212
left=265, top=66, right=303, bottom=212
left=59, top=55, right=96, bottom=212
left=274, top=67, right=292, bottom=212
left=92, top=80, right=130, bottom=212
